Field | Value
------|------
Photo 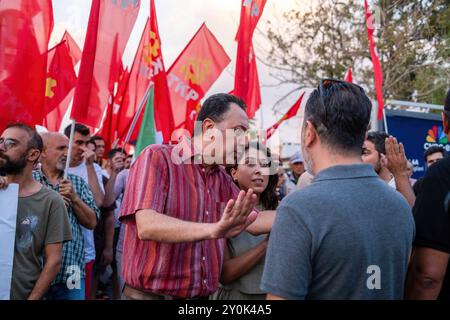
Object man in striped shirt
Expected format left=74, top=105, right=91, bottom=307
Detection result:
left=119, top=93, right=275, bottom=300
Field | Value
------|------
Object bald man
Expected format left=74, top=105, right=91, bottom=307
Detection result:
left=33, top=132, right=100, bottom=300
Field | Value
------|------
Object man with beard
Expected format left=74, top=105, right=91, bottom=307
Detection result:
left=0, top=124, right=72, bottom=300
left=362, top=131, right=416, bottom=207
left=261, top=79, right=415, bottom=300
left=33, top=132, right=100, bottom=300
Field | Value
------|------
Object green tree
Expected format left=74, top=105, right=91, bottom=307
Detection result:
left=264, top=0, right=449, bottom=107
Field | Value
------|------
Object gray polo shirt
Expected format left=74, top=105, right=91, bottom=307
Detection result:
left=261, top=164, right=415, bottom=300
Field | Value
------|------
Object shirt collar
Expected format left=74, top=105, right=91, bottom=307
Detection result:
left=313, top=164, right=378, bottom=182
left=35, top=168, right=64, bottom=186
left=178, top=136, right=221, bottom=174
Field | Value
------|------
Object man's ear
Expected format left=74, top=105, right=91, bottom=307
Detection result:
left=442, top=112, right=449, bottom=135
left=28, top=149, right=41, bottom=164
left=303, top=120, right=318, bottom=148
left=39, top=147, right=46, bottom=160
left=230, top=167, right=238, bottom=182
left=202, top=118, right=215, bottom=139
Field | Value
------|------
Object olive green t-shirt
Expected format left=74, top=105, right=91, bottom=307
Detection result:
left=10, top=186, right=72, bottom=300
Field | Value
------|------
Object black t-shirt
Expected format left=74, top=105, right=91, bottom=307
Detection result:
left=413, top=156, right=450, bottom=300
left=413, top=176, right=424, bottom=195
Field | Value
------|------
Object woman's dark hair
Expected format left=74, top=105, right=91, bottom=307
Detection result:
left=226, top=141, right=279, bottom=210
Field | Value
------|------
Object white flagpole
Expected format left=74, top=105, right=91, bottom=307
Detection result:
left=64, top=119, right=76, bottom=179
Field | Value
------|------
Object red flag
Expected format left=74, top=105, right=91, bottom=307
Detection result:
left=114, top=0, right=176, bottom=144
left=167, top=23, right=231, bottom=133
left=114, top=19, right=150, bottom=141
left=234, top=0, right=267, bottom=119
left=266, top=92, right=305, bottom=139
left=71, top=0, right=140, bottom=128
left=148, top=0, right=174, bottom=143
left=44, top=89, right=74, bottom=132
left=98, top=67, right=130, bottom=152
left=246, top=45, right=262, bottom=119
left=364, top=0, right=384, bottom=120
left=43, top=32, right=80, bottom=132
left=345, top=67, right=353, bottom=83
left=0, top=0, right=53, bottom=132
left=62, top=30, right=82, bottom=65
left=44, top=41, right=77, bottom=115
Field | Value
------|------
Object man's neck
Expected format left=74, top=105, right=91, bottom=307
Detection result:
left=293, top=172, right=302, bottom=180
left=41, top=165, right=63, bottom=184
left=312, top=151, right=362, bottom=175
left=70, top=159, right=83, bottom=168
left=7, top=167, right=40, bottom=196
left=378, top=168, right=393, bottom=183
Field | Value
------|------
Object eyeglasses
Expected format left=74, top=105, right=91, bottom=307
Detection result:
left=317, top=78, right=366, bottom=131
left=0, top=138, right=19, bottom=150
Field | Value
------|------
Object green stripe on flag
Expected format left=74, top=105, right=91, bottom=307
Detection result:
left=135, top=88, right=156, bottom=156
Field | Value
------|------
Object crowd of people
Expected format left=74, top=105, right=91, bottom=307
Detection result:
left=0, top=80, right=449, bottom=300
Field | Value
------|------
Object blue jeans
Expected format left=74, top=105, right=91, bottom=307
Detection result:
left=46, top=279, right=85, bottom=300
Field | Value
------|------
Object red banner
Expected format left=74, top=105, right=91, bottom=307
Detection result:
left=234, top=0, right=267, bottom=119
left=112, top=0, right=175, bottom=144
left=71, top=0, right=140, bottom=128
left=266, top=92, right=305, bottom=139
left=364, top=0, right=384, bottom=120
left=45, top=41, right=77, bottom=115
left=44, top=89, right=74, bottom=132
left=167, top=23, right=231, bottom=133
left=345, top=67, right=353, bottom=83
left=62, top=30, right=82, bottom=66
left=114, top=19, right=150, bottom=141
left=0, top=0, right=53, bottom=132
left=98, top=66, right=129, bottom=151
left=149, top=0, right=175, bottom=143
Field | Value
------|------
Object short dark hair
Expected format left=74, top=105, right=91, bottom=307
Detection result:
left=108, top=148, right=125, bottom=159
left=424, top=146, right=445, bottom=162
left=366, top=131, right=390, bottom=155
left=6, top=123, right=43, bottom=152
left=64, top=123, right=90, bottom=138
left=304, top=82, right=372, bottom=154
left=91, top=135, right=104, bottom=143
left=196, top=93, right=247, bottom=125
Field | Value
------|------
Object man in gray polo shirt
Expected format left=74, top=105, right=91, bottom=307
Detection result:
left=261, top=79, right=415, bottom=300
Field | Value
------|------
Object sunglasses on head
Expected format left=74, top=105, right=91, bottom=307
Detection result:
left=316, top=78, right=366, bottom=131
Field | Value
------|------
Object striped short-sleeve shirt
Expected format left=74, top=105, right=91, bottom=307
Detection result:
left=119, top=144, right=241, bottom=298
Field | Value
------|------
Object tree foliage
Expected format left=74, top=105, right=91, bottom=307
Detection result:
left=265, top=0, right=449, bottom=107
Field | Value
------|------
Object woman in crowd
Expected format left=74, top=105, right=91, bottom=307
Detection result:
left=214, top=142, right=279, bottom=300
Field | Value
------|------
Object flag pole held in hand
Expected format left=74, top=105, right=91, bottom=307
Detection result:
left=64, top=119, right=76, bottom=179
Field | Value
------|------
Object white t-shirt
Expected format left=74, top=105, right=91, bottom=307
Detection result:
left=388, top=177, right=397, bottom=189
left=68, top=161, right=104, bottom=263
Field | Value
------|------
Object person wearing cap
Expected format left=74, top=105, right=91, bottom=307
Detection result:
left=287, top=151, right=305, bottom=185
